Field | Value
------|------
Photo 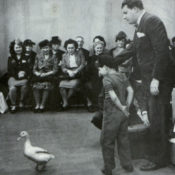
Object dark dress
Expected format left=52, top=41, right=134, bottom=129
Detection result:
left=32, top=53, right=58, bottom=90
left=23, top=51, right=36, bottom=81
left=8, top=55, right=31, bottom=81
left=83, top=54, right=103, bottom=105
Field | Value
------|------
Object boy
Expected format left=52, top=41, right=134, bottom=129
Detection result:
left=98, top=56, right=134, bottom=175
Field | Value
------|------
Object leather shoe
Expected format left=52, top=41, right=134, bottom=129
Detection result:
left=87, top=105, right=96, bottom=112
left=140, top=162, right=167, bottom=171
left=123, top=165, right=134, bottom=172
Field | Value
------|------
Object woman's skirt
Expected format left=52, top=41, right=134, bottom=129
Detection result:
left=59, top=79, right=80, bottom=89
left=33, top=82, right=53, bottom=90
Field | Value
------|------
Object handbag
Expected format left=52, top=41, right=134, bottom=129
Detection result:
left=0, top=92, right=8, bottom=114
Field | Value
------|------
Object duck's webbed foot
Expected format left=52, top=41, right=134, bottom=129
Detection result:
left=35, top=164, right=46, bottom=172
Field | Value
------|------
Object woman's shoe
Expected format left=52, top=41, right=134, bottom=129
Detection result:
left=10, top=106, right=17, bottom=113
left=33, top=106, right=40, bottom=113
left=39, top=106, right=46, bottom=113
left=62, top=105, right=69, bottom=111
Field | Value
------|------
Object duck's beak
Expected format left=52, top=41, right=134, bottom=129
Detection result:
left=17, top=136, right=21, bottom=141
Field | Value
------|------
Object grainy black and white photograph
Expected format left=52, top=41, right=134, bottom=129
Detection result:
left=0, top=0, right=175, bottom=174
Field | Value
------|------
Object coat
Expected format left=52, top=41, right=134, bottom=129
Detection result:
left=133, top=12, right=171, bottom=82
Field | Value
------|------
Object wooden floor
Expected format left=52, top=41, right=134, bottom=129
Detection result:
left=0, top=109, right=175, bottom=175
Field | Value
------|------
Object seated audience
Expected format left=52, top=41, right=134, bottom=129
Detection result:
left=32, top=40, right=58, bottom=112
left=59, top=39, right=85, bottom=110
left=7, top=39, right=30, bottom=112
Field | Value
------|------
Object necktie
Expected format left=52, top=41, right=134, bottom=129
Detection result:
left=135, top=24, right=138, bottom=32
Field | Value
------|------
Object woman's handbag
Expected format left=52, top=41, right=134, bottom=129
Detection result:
left=0, top=92, right=8, bottom=114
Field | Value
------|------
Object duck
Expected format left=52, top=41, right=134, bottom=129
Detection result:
left=17, top=131, right=55, bottom=171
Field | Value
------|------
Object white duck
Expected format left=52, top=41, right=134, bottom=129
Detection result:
left=17, top=131, right=55, bottom=171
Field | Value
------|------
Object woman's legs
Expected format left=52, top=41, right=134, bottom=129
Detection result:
left=33, top=88, right=40, bottom=109
left=8, top=77, right=17, bottom=107
left=9, top=86, right=17, bottom=106
left=60, top=87, right=68, bottom=107
left=40, top=89, right=49, bottom=109
left=19, top=85, right=28, bottom=107
left=67, top=88, right=75, bottom=100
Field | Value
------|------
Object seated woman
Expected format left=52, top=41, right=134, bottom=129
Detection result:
left=109, top=31, right=132, bottom=77
left=59, top=39, right=85, bottom=110
left=8, top=39, right=30, bottom=113
left=89, top=35, right=109, bottom=56
left=32, top=40, right=58, bottom=112
left=84, top=41, right=106, bottom=109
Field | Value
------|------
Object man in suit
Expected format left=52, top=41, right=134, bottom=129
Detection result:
left=50, top=36, right=65, bottom=111
left=76, top=36, right=89, bottom=61
left=121, top=0, right=173, bottom=171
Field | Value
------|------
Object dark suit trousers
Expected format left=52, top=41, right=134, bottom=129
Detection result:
left=147, top=81, right=172, bottom=165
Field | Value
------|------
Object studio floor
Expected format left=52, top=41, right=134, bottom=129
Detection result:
left=0, top=108, right=175, bottom=175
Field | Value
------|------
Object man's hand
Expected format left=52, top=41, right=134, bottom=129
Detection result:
left=150, top=78, right=159, bottom=96
left=172, top=114, right=175, bottom=124
left=121, top=106, right=130, bottom=117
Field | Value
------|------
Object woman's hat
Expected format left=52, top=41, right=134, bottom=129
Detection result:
left=50, top=36, right=61, bottom=44
left=39, top=40, right=50, bottom=49
left=23, top=39, right=35, bottom=46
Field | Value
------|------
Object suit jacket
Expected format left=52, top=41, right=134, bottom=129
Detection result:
left=134, top=12, right=171, bottom=81
left=114, top=12, right=172, bottom=111
left=78, top=48, right=89, bottom=62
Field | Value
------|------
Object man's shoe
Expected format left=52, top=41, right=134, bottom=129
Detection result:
left=87, top=105, right=96, bottom=112
left=140, top=162, right=167, bottom=171
left=123, top=165, right=134, bottom=172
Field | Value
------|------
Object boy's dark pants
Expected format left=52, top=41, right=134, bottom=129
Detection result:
left=100, top=99, right=132, bottom=175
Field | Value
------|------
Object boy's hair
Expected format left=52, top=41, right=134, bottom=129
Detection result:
left=98, top=55, right=117, bottom=70
left=121, top=0, right=144, bottom=10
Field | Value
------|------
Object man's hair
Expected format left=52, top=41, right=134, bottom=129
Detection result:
left=76, top=36, right=84, bottom=41
left=172, top=37, right=175, bottom=43
left=121, top=0, right=144, bottom=9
